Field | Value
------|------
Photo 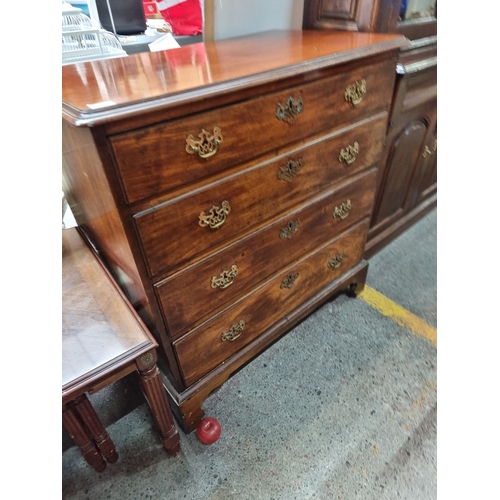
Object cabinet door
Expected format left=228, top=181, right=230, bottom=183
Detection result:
left=371, top=118, right=429, bottom=230
left=302, top=0, right=436, bottom=37
left=419, top=125, right=437, bottom=199
left=404, top=119, right=437, bottom=210
left=303, top=0, right=383, bottom=32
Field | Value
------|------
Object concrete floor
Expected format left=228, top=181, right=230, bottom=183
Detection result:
left=62, top=208, right=437, bottom=500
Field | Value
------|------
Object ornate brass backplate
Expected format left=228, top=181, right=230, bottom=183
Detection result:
left=278, top=158, right=302, bottom=182
left=280, top=271, right=299, bottom=289
left=211, top=265, right=238, bottom=289
left=339, top=142, right=359, bottom=165
left=199, top=200, right=231, bottom=229
left=279, top=219, right=301, bottom=239
left=344, top=79, right=367, bottom=106
left=328, top=252, right=345, bottom=269
left=185, top=126, right=223, bottom=159
left=276, top=96, right=304, bottom=125
left=221, top=320, right=245, bottom=342
left=333, top=199, right=352, bottom=220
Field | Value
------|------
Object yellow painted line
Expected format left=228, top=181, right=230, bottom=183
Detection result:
left=358, top=285, right=437, bottom=347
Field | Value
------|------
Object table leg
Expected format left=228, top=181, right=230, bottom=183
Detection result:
left=136, top=350, right=181, bottom=455
left=62, top=403, right=107, bottom=472
left=72, top=394, right=119, bottom=464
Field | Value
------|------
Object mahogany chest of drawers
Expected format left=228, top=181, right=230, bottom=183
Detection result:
left=62, top=30, right=407, bottom=432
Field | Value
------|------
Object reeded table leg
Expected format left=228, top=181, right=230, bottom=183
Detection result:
left=136, top=350, right=181, bottom=455
left=72, top=394, right=119, bottom=464
left=62, top=403, right=107, bottom=472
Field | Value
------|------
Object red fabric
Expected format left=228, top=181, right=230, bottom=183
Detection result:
left=159, top=0, right=203, bottom=36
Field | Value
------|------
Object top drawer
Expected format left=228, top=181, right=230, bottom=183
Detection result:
left=110, top=57, right=397, bottom=204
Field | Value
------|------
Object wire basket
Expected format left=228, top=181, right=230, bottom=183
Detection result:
left=62, top=1, right=126, bottom=65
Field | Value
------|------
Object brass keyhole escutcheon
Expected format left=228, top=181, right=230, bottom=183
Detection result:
left=279, top=219, right=301, bottom=239
left=280, top=271, right=299, bottom=289
left=278, top=158, right=302, bottom=182
left=276, top=96, right=303, bottom=125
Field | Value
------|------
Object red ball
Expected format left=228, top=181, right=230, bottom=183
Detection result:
left=197, top=417, right=221, bottom=444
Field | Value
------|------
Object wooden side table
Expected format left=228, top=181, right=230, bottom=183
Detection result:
left=62, top=227, right=180, bottom=471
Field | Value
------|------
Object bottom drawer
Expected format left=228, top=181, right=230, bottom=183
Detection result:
left=174, top=218, right=370, bottom=386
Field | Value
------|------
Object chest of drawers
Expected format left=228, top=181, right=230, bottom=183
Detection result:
left=62, top=30, right=407, bottom=432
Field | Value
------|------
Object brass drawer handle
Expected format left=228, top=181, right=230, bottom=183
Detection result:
left=333, top=199, right=352, bottom=220
left=422, top=139, right=437, bottom=157
left=185, top=126, right=223, bottom=159
left=221, top=320, right=245, bottom=342
left=276, top=96, right=303, bottom=125
left=339, top=142, right=359, bottom=165
left=328, top=252, right=345, bottom=270
left=345, top=79, right=367, bottom=106
left=278, top=158, right=302, bottom=182
left=279, top=219, right=301, bottom=239
left=199, top=200, right=231, bottom=229
left=280, top=271, right=299, bottom=289
left=211, top=265, right=238, bottom=289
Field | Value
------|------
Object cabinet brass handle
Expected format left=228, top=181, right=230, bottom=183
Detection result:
left=279, top=219, right=301, bottom=239
left=221, top=320, right=245, bottom=342
left=339, top=142, right=359, bottom=165
left=276, top=96, right=303, bottom=125
left=211, top=265, right=238, bottom=289
left=278, top=158, right=302, bottom=182
left=328, top=252, right=345, bottom=270
left=422, top=139, right=437, bottom=157
left=333, top=199, right=352, bottom=220
left=280, top=271, right=299, bottom=289
left=345, top=79, right=366, bottom=106
left=185, top=126, right=223, bottom=159
left=199, top=200, right=231, bottom=229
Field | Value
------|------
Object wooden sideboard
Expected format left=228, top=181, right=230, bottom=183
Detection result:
left=62, top=30, right=407, bottom=432
left=303, top=0, right=437, bottom=257
left=366, top=36, right=436, bottom=256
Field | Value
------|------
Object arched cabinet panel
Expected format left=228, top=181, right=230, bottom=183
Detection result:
left=372, top=119, right=428, bottom=228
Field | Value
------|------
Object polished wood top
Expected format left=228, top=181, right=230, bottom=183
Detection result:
left=62, top=30, right=408, bottom=126
left=62, top=227, right=157, bottom=401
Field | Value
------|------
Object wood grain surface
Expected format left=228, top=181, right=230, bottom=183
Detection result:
left=62, top=30, right=407, bottom=126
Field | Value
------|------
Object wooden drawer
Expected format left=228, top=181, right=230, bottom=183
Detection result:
left=155, top=169, right=377, bottom=336
left=110, top=57, right=396, bottom=203
left=401, top=63, right=437, bottom=113
left=174, top=218, right=370, bottom=386
left=135, top=115, right=385, bottom=278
